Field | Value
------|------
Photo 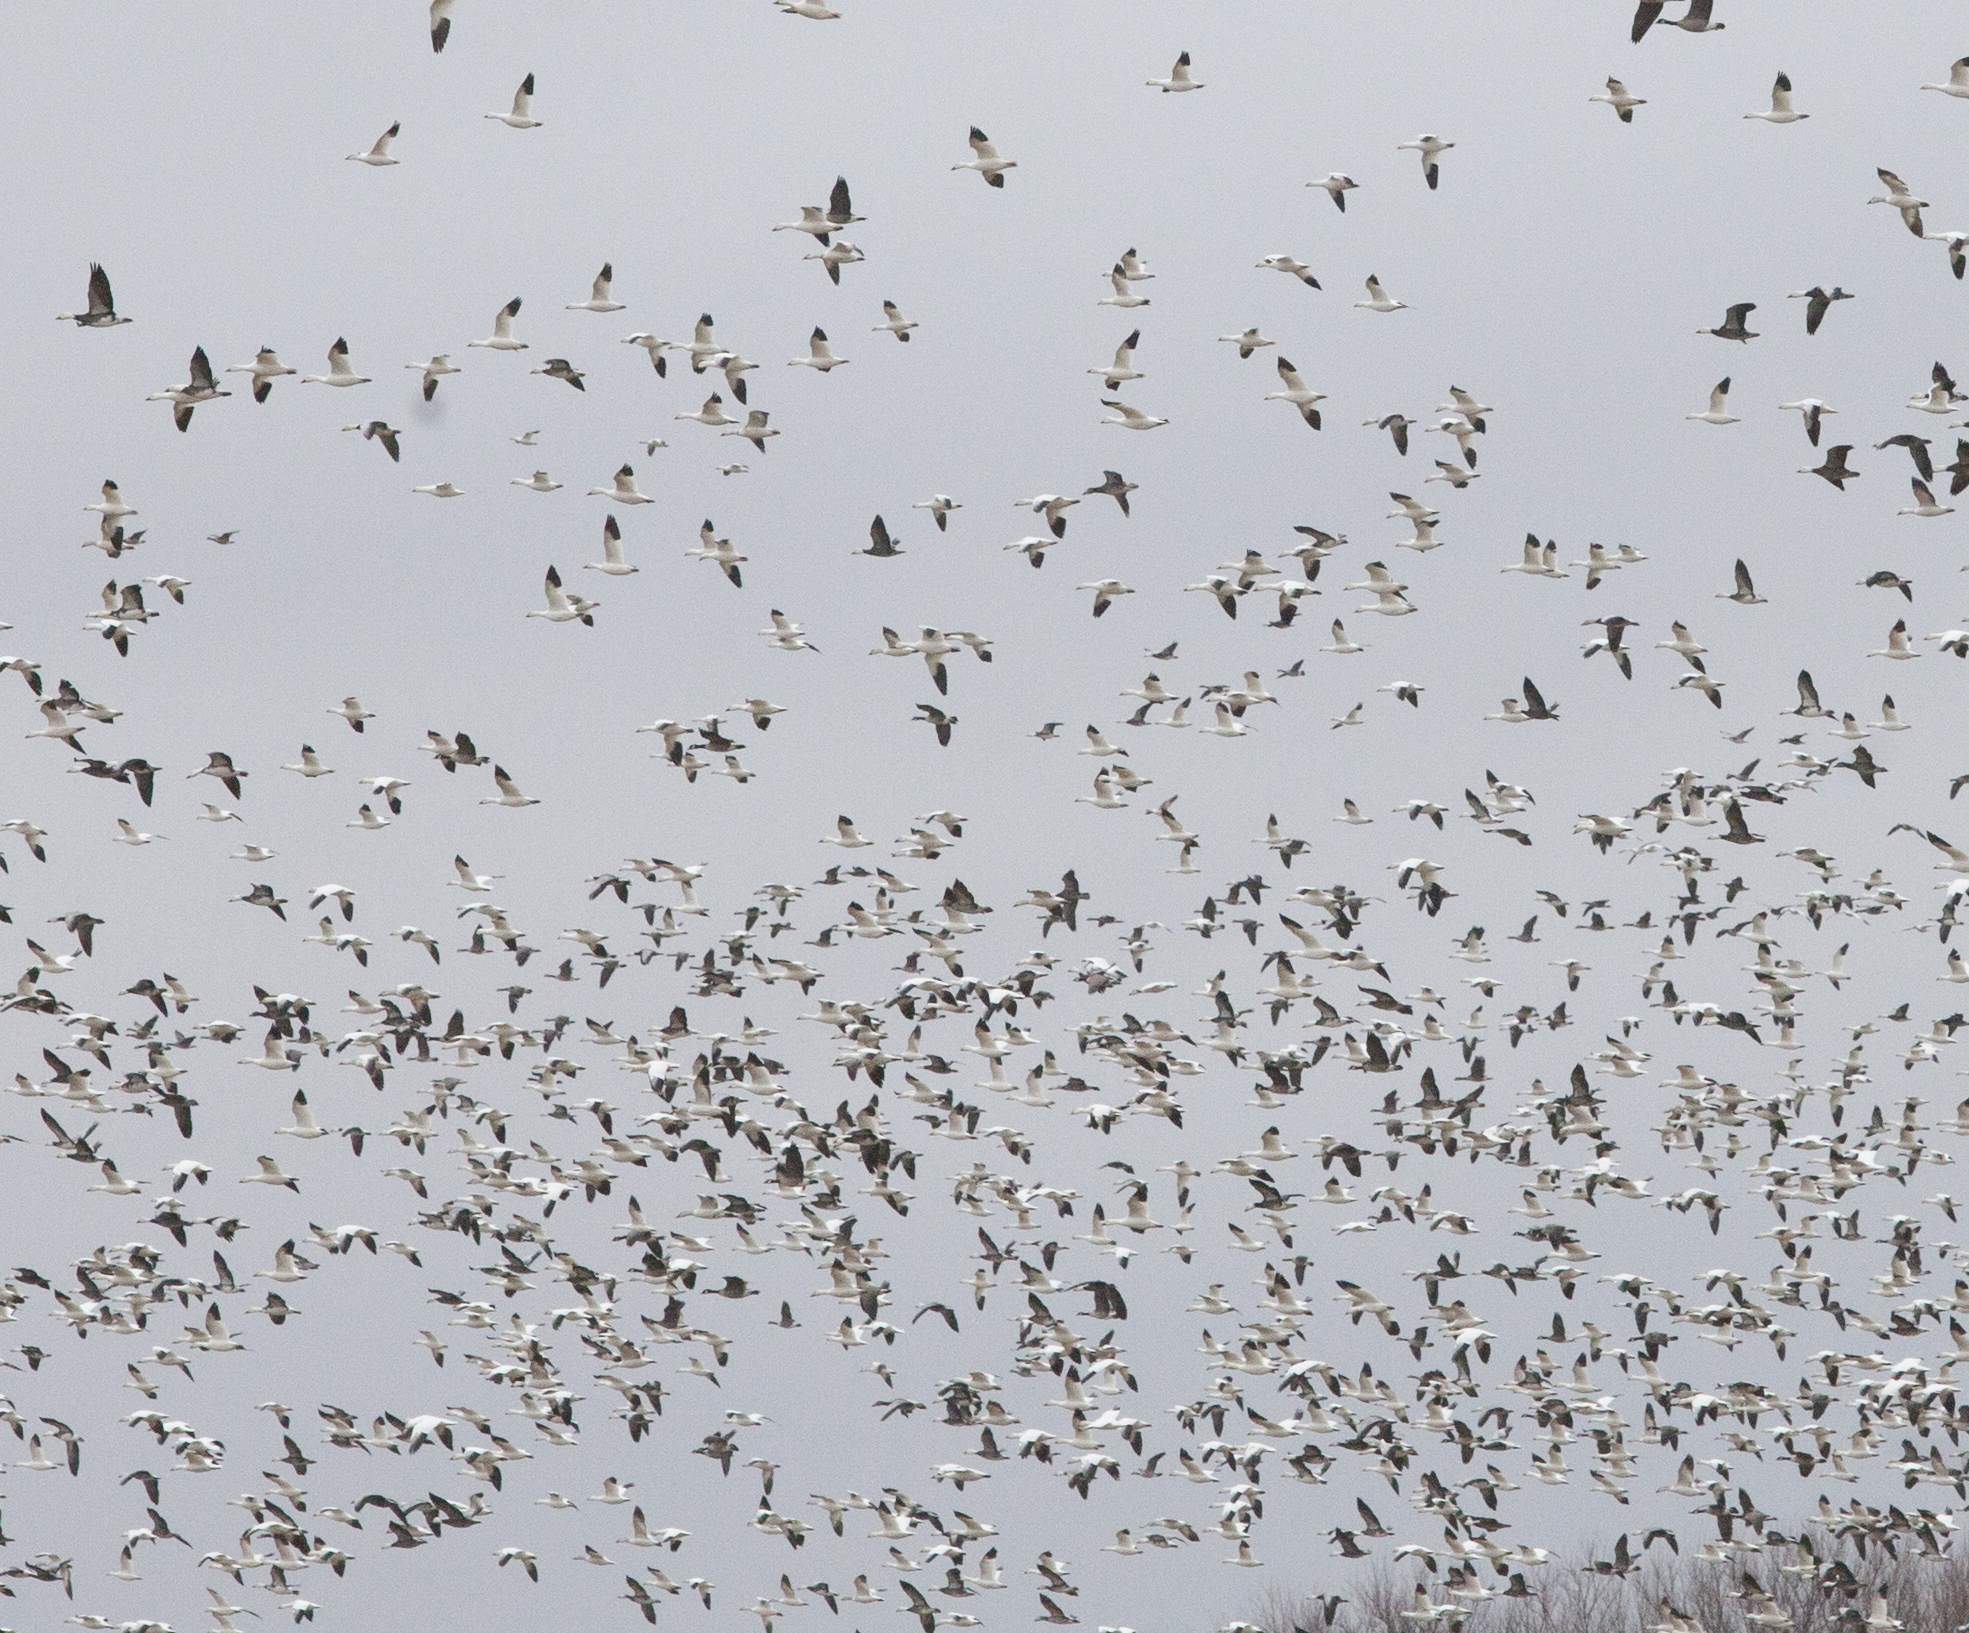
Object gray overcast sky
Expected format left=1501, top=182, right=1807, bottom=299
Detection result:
left=6, top=4, right=1969, bottom=1633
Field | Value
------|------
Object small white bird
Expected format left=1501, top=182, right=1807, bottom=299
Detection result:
left=1899, top=478, right=1955, bottom=518
left=790, top=328, right=849, bottom=370
left=346, top=122, right=401, bottom=165
left=470, top=297, right=528, bottom=352
left=226, top=348, right=296, bottom=403
left=1686, top=378, right=1738, bottom=425
left=406, top=354, right=460, bottom=400
left=1307, top=173, right=1357, bottom=210
left=1920, top=57, right=1969, bottom=98
left=1744, top=71, right=1808, bottom=123
left=1091, top=330, right=1143, bottom=389
left=1396, top=133, right=1454, bottom=188
left=488, top=73, right=541, bottom=128
left=528, top=566, right=596, bottom=625
left=953, top=126, right=1015, bottom=186
left=1146, top=51, right=1203, bottom=92
left=1101, top=400, right=1167, bottom=431
left=512, top=470, right=562, bottom=493
left=1355, top=275, right=1408, bottom=313
left=1256, top=253, right=1320, bottom=288
left=1217, top=328, right=1273, bottom=359
left=411, top=481, right=463, bottom=499
left=566, top=264, right=624, bottom=313
left=874, top=300, right=918, bottom=341
left=302, top=339, right=370, bottom=387
left=913, top=495, right=961, bottom=532
left=589, top=465, right=653, bottom=504
left=585, top=516, right=638, bottom=576
left=1099, top=266, right=1150, bottom=309
left=1590, top=78, right=1646, bottom=122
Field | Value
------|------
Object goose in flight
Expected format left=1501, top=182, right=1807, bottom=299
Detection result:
left=1084, top=470, right=1136, bottom=513
left=1744, top=72, right=1807, bottom=123
left=677, top=392, right=738, bottom=427
left=1788, top=285, right=1852, bottom=335
left=303, top=339, right=370, bottom=386
left=1217, top=328, right=1273, bottom=359
left=689, top=520, right=747, bottom=585
left=861, top=516, right=903, bottom=557
left=1590, top=78, right=1645, bottom=121
left=470, top=297, right=527, bottom=351
left=1146, top=52, right=1202, bottom=92
left=346, top=123, right=400, bottom=166
left=1099, top=265, right=1150, bottom=308
left=790, top=328, right=849, bottom=370
left=913, top=495, right=961, bottom=531
left=429, top=0, right=452, bottom=50
left=1632, top=0, right=1724, bottom=41
left=774, top=176, right=860, bottom=243
left=488, top=73, right=541, bottom=128
left=482, top=766, right=541, bottom=806
left=400, top=354, right=458, bottom=400
left=725, top=410, right=778, bottom=450
left=589, top=465, right=651, bottom=503
left=410, top=480, right=462, bottom=497
left=622, top=332, right=676, bottom=373
left=1686, top=378, right=1737, bottom=424
left=566, top=264, right=624, bottom=313
left=1091, top=330, right=1143, bottom=388
left=761, top=610, right=818, bottom=652
left=1921, top=57, right=1969, bottom=97
left=1869, top=620, right=1920, bottom=659
left=585, top=516, right=637, bottom=576
left=531, top=358, right=586, bottom=390
left=59, top=262, right=130, bottom=328
left=953, top=127, right=1015, bottom=186
left=1307, top=173, right=1357, bottom=209
left=1101, top=399, right=1167, bottom=431
left=1697, top=302, right=1757, bottom=341
left=1355, top=275, right=1407, bottom=312
left=1265, top=359, right=1324, bottom=428
left=1779, top=397, right=1833, bottom=445
left=225, top=348, right=295, bottom=402
left=528, top=567, right=594, bottom=625
left=1870, top=168, right=1927, bottom=236
left=874, top=300, right=918, bottom=341
left=1898, top=478, right=1955, bottom=518
left=1256, top=253, right=1320, bottom=288
left=1396, top=134, right=1453, bottom=189
left=1801, top=445, right=1858, bottom=488
left=342, top=421, right=402, bottom=462
left=147, top=347, right=230, bottom=431
left=512, top=469, right=562, bottom=492
left=804, top=239, right=864, bottom=283
left=1909, top=359, right=1963, bottom=412
left=1876, top=432, right=1934, bottom=480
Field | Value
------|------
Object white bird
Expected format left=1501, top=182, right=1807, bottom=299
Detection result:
left=1265, top=358, right=1324, bottom=428
left=1744, top=72, right=1808, bottom=123
left=411, top=481, right=463, bottom=498
left=346, top=122, right=400, bottom=165
left=585, top=516, right=638, bottom=576
left=1146, top=51, right=1203, bottom=92
left=566, top=264, right=624, bottom=312
left=1921, top=57, right=1969, bottom=98
left=1307, top=173, right=1357, bottom=210
left=512, top=470, right=562, bottom=493
left=589, top=465, right=652, bottom=504
left=953, top=126, right=1015, bottom=186
left=874, top=300, right=918, bottom=341
left=1590, top=78, right=1646, bottom=121
left=1779, top=398, right=1835, bottom=445
left=1091, top=330, right=1143, bottom=389
left=528, top=566, right=596, bottom=626
left=1101, top=399, right=1167, bottom=431
left=302, top=339, right=370, bottom=387
left=790, top=328, right=849, bottom=370
left=1217, top=328, right=1273, bottom=359
left=1869, top=167, right=1928, bottom=237
left=1255, top=253, right=1320, bottom=288
left=487, top=73, right=541, bottom=128
left=678, top=393, right=739, bottom=427
left=225, top=348, right=296, bottom=403
left=470, top=297, right=528, bottom=352
left=406, top=355, right=459, bottom=400
left=147, top=346, right=231, bottom=431
left=914, top=496, right=961, bottom=531
left=1099, top=266, right=1150, bottom=309
left=1396, top=133, right=1454, bottom=189
left=482, top=767, right=541, bottom=806
left=1355, top=275, right=1408, bottom=313
left=1899, top=478, right=1955, bottom=518
left=1868, top=620, right=1920, bottom=659
left=1686, top=378, right=1738, bottom=424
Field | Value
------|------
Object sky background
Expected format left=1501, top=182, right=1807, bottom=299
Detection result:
left=5, top=3, right=1969, bottom=1632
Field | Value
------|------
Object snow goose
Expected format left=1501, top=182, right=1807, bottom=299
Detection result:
left=1696, top=301, right=1757, bottom=341
left=487, top=73, right=541, bottom=128
left=1686, top=378, right=1738, bottom=424
left=1256, top=254, right=1320, bottom=288
left=953, top=127, right=1015, bottom=186
left=226, top=348, right=295, bottom=402
left=1396, top=134, right=1453, bottom=189
left=346, top=123, right=400, bottom=166
left=790, top=328, right=849, bottom=370
left=1744, top=72, right=1807, bottom=123
left=59, top=262, right=130, bottom=327
left=1308, top=173, right=1357, bottom=209
left=1091, top=330, right=1143, bottom=388
left=1146, top=52, right=1203, bottom=91
left=1869, top=168, right=1927, bottom=237
left=1264, top=359, right=1323, bottom=428
left=470, top=297, right=527, bottom=351
left=1788, top=285, right=1852, bottom=334
left=1922, top=57, right=1969, bottom=97
left=566, top=265, right=624, bottom=312
left=1590, top=78, right=1645, bottom=121
left=1101, top=400, right=1167, bottom=431
left=147, top=347, right=230, bottom=431
left=1354, top=274, right=1407, bottom=312
left=588, top=465, right=652, bottom=504
left=874, top=300, right=918, bottom=341
left=302, top=339, right=370, bottom=386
